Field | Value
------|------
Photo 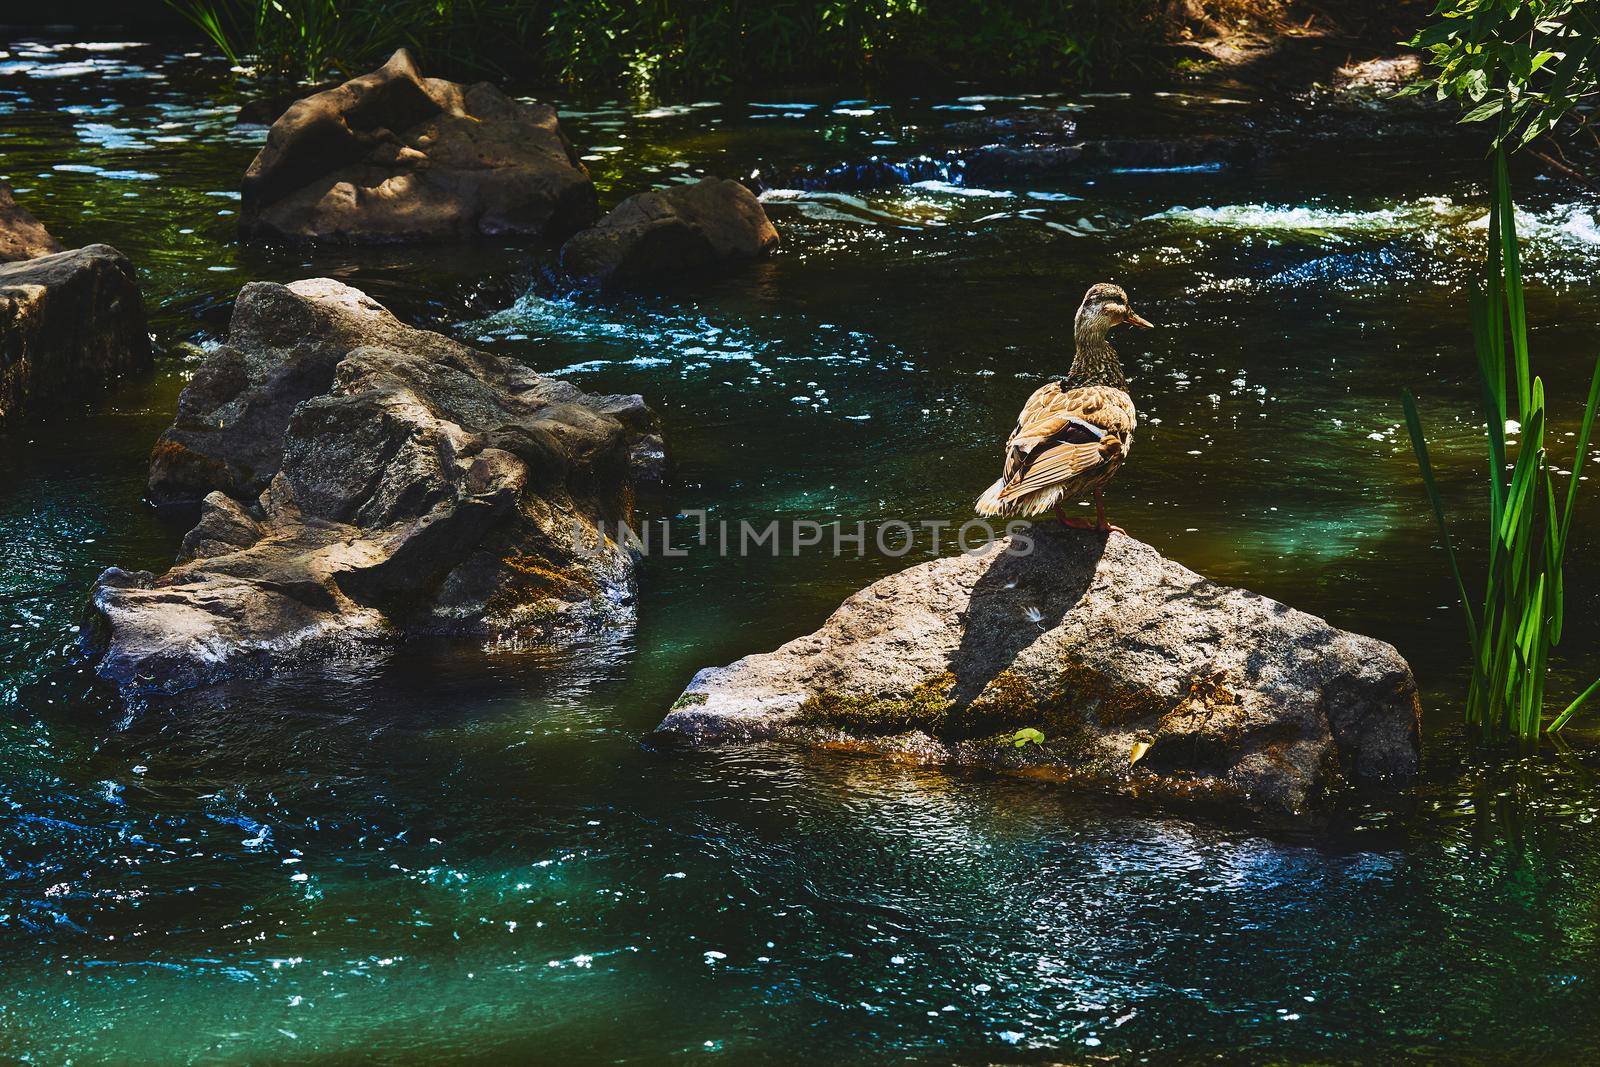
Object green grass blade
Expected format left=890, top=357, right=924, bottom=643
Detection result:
left=1516, top=574, right=1545, bottom=665
left=1496, top=152, right=1533, bottom=420
left=1559, top=357, right=1600, bottom=552
left=1471, top=283, right=1509, bottom=546
left=1498, top=409, right=1545, bottom=546
left=1487, top=607, right=1518, bottom=738
left=1547, top=475, right=1565, bottom=644
left=1402, top=390, right=1482, bottom=650
left=162, top=1, right=241, bottom=65
left=1486, top=167, right=1507, bottom=395
left=1550, top=674, right=1600, bottom=732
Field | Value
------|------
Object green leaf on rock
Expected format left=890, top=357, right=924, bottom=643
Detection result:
left=1010, top=728, right=1045, bottom=748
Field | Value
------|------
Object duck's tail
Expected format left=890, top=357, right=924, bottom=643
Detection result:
left=976, top=478, right=1067, bottom=518
left=974, top=476, right=1010, bottom=516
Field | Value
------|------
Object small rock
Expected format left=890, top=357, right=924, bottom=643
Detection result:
left=0, top=183, right=63, bottom=263
left=560, top=178, right=778, bottom=289
left=0, top=245, right=151, bottom=427
left=1083, top=136, right=1254, bottom=169
left=942, top=112, right=1079, bottom=145
left=962, top=143, right=1086, bottom=181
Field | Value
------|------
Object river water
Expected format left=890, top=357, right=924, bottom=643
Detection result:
left=4, top=36, right=1600, bottom=1063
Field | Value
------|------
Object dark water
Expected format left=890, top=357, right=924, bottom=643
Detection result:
left=5, top=36, right=1600, bottom=1063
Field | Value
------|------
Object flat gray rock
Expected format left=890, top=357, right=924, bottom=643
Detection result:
left=657, top=528, right=1421, bottom=821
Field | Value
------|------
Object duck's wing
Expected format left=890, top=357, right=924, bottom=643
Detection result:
left=999, top=382, right=1067, bottom=481
left=999, top=385, right=1135, bottom=501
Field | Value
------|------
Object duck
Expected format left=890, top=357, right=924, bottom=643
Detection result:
left=974, top=282, right=1152, bottom=532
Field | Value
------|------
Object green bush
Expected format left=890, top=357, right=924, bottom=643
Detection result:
left=166, top=0, right=1171, bottom=95
left=1404, top=0, right=1600, bottom=149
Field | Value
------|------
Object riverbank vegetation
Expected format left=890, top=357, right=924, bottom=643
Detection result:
left=162, top=0, right=1211, bottom=95
left=1403, top=0, right=1600, bottom=744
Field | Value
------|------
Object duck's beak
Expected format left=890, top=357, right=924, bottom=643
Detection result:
left=1125, top=310, right=1155, bottom=329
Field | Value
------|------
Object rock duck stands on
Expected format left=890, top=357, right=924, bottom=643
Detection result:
left=560, top=178, right=779, bottom=289
left=89, top=279, right=662, bottom=696
left=240, top=48, right=597, bottom=244
left=657, top=528, right=1421, bottom=822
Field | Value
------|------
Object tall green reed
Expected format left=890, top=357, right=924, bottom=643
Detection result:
left=1403, top=148, right=1600, bottom=745
left=166, top=0, right=385, bottom=84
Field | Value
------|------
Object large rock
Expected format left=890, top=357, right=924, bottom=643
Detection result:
left=90, top=278, right=662, bottom=696
left=560, top=178, right=778, bottom=289
left=148, top=278, right=456, bottom=506
left=0, top=183, right=62, bottom=262
left=240, top=49, right=596, bottom=244
left=656, top=529, right=1420, bottom=821
left=0, top=244, right=151, bottom=427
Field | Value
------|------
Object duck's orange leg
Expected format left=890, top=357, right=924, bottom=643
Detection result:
left=1054, top=502, right=1096, bottom=530
left=1094, top=488, right=1125, bottom=535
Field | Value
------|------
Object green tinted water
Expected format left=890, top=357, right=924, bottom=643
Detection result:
left=5, top=36, right=1600, bottom=1063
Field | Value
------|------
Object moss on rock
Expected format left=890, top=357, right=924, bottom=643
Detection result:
left=798, top=672, right=956, bottom=734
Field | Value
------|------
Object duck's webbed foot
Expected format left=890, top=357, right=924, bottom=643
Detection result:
left=1052, top=504, right=1097, bottom=530
left=1093, top=489, right=1125, bottom=536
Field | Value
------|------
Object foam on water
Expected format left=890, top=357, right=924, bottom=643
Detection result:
left=1152, top=197, right=1600, bottom=244
left=1467, top=202, right=1600, bottom=247
left=760, top=187, right=933, bottom=227
left=907, top=180, right=1012, bottom=199
left=1151, top=198, right=1600, bottom=290
left=1148, top=201, right=1437, bottom=233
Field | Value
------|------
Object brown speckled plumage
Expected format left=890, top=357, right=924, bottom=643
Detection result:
left=976, top=283, right=1149, bottom=520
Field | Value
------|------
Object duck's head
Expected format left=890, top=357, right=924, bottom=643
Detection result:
left=1075, top=283, right=1154, bottom=336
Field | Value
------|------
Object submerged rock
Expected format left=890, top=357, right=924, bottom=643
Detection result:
left=560, top=178, right=779, bottom=289
left=759, top=156, right=966, bottom=193
left=961, top=143, right=1087, bottom=182
left=1083, top=136, right=1254, bottom=171
left=758, top=133, right=1251, bottom=194
left=657, top=529, right=1420, bottom=821
left=91, top=278, right=662, bottom=696
left=0, top=183, right=63, bottom=262
left=940, top=111, right=1089, bottom=181
left=240, top=48, right=596, bottom=244
left=942, top=112, right=1078, bottom=145
left=0, top=244, right=151, bottom=427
